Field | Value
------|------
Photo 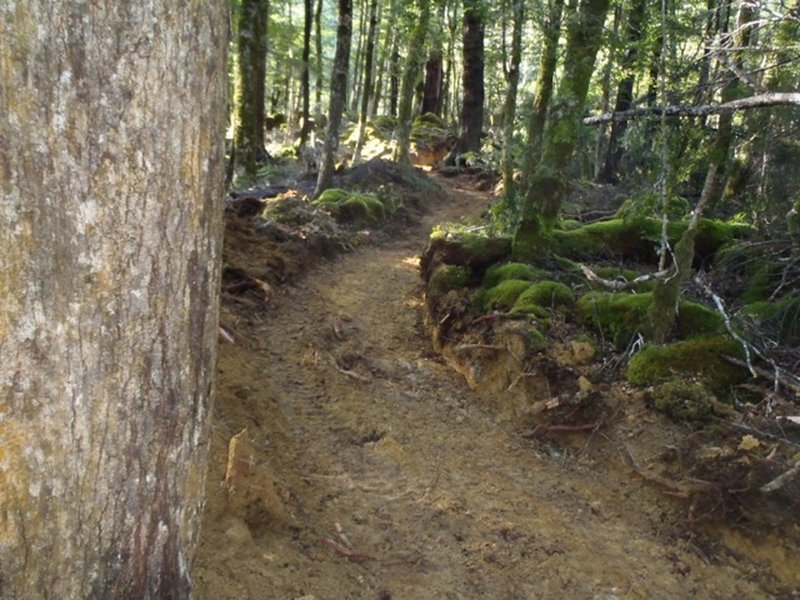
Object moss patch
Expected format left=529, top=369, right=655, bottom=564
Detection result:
left=313, top=187, right=393, bottom=227
left=578, top=291, right=722, bottom=347
left=627, top=336, right=747, bottom=394
left=483, top=262, right=547, bottom=288
left=743, top=294, right=800, bottom=346
left=512, top=281, right=574, bottom=312
left=651, top=378, right=717, bottom=421
left=478, top=279, right=532, bottom=312
left=428, top=264, right=471, bottom=298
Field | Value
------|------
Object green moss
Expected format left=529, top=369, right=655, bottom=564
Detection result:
left=743, top=294, right=800, bottom=346
left=483, top=262, right=546, bottom=288
left=651, top=378, right=717, bottom=420
left=428, top=264, right=471, bottom=298
left=513, top=281, right=574, bottom=311
left=593, top=266, right=655, bottom=292
left=627, top=336, right=747, bottom=394
left=528, top=326, right=549, bottom=352
left=550, top=218, right=751, bottom=263
left=314, top=188, right=393, bottom=227
left=578, top=292, right=722, bottom=347
left=478, top=279, right=532, bottom=312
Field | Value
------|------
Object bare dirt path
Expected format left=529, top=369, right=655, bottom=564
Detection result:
left=194, top=177, right=781, bottom=599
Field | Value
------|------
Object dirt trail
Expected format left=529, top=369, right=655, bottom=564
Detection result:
left=194, top=178, right=782, bottom=599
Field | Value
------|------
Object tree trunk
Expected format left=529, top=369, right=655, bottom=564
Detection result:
left=0, top=2, right=228, bottom=598
left=421, top=51, right=445, bottom=115
left=444, top=0, right=485, bottom=165
left=314, top=0, right=325, bottom=125
left=593, top=5, right=620, bottom=183
left=393, top=0, right=432, bottom=165
left=388, top=36, right=401, bottom=117
left=315, top=0, right=354, bottom=196
left=299, top=0, right=315, bottom=148
left=521, top=0, right=565, bottom=180
left=647, top=0, right=756, bottom=342
left=350, top=0, right=368, bottom=114
left=514, top=0, right=610, bottom=261
left=353, top=0, right=380, bottom=164
left=235, top=0, right=270, bottom=178
left=500, top=0, right=524, bottom=199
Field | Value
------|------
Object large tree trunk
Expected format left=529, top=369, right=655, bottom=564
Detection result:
left=0, top=2, right=228, bottom=598
left=235, top=0, right=270, bottom=178
left=393, top=0, right=432, bottom=165
left=421, top=51, right=445, bottom=115
left=315, top=0, right=354, bottom=196
left=444, top=0, right=485, bottom=165
left=514, top=0, right=610, bottom=261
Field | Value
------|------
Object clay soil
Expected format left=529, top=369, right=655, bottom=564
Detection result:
left=193, top=172, right=799, bottom=599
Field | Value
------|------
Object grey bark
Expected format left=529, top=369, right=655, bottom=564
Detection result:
left=0, top=2, right=228, bottom=598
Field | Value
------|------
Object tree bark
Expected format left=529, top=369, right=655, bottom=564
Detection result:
left=353, top=0, right=380, bottom=164
left=421, top=51, right=445, bottom=115
left=514, top=0, right=610, bottom=261
left=393, top=0, right=432, bottom=165
left=0, top=2, right=228, bottom=598
left=315, top=0, right=354, bottom=196
left=314, top=0, right=325, bottom=125
left=521, top=0, right=565, bottom=179
left=597, top=0, right=647, bottom=183
left=444, top=0, right=485, bottom=165
left=299, top=0, right=315, bottom=148
left=235, top=0, right=270, bottom=178
left=500, top=0, right=524, bottom=199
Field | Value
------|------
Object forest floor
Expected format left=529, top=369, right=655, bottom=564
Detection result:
left=193, top=164, right=798, bottom=599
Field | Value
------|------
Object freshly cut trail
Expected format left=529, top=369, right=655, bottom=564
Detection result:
left=194, top=177, right=775, bottom=599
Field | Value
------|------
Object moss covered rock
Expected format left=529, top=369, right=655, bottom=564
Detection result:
left=420, top=234, right=512, bottom=283
left=578, top=291, right=722, bottom=347
left=627, top=336, right=747, bottom=394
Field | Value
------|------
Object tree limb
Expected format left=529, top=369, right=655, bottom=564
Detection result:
left=583, top=92, right=800, bottom=125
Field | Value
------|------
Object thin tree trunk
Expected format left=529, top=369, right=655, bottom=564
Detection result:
left=315, top=0, right=354, bottom=196
left=299, top=0, right=315, bottom=148
left=444, top=0, right=486, bottom=165
left=514, top=0, right=611, bottom=261
left=314, top=0, right=324, bottom=125
left=388, top=34, right=401, bottom=117
left=351, top=0, right=369, bottom=113
left=522, top=0, right=565, bottom=179
left=0, top=2, right=228, bottom=598
left=597, top=0, right=647, bottom=183
left=235, top=0, right=270, bottom=177
left=353, top=0, right=380, bottom=164
left=500, top=0, right=524, bottom=199
left=647, top=0, right=756, bottom=342
left=393, top=0, right=432, bottom=165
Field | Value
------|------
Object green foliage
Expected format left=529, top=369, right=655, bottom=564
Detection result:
left=578, top=291, right=722, bottom=347
left=616, top=189, right=689, bottom=221
left=743, top=294, right=800, bottom=346
left=627, top=336, right=747, bottom=394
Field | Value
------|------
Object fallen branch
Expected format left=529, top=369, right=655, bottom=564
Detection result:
left=578, top=264, right=672, bottom=291
left=521, top=421, right=601, bottom=437
left=722, top=355, right=800, bottom=394
left=319, top=538, right=372, bottom=561
left=620, top=445, right=715, bottom=498
left=760, top=460, right=800, bottom=494
left=583, top=92, right=800, bottom=125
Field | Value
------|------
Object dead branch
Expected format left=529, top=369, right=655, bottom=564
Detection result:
left=760, top=460, right=800, bottom=494
left=583, top=92, right=800, bottom=125
left=578, top=264, right=672, bottom=291
left=722, top=355, right=800, bottom=394
left=620, top=445, right=715, bottom=498
left=319, top=538, right=372, bottom=561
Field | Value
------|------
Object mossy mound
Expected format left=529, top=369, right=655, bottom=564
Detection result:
left=651, top=378, right=718, bottom=421
left=512, top=281, right=574, bottom=313
left=411, top=113, right=451, bottom=145
left=478, top=279, right=532, bottom=312
left=421, top=234, right=512, bottom=283
left=578, top=291, right=722, bottom=347
left=627, top=336, right=747, bottom=394
left=370, top=115, right=397, bottom=139
left=743, top=294, right=800, bottom=346
left=313, top=188, right=391, bottom=227
left=428, top=264, right=471, bottom=298
left=551, top=218, right=751, bottom=263
left=482, top=262, right=548, bottom=288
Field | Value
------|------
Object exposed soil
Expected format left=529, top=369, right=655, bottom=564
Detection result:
left=193, top=170, right=799, bottom=599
